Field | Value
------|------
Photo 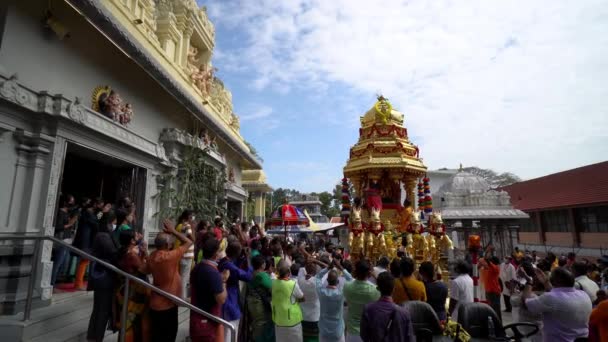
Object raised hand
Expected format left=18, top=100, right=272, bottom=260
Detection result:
left=222, top=269, right=230, bottom=282
left=162, top=219, right=176, bottom=234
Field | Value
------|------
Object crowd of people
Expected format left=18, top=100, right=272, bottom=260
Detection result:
left=53, top=200, right=608, bottom=342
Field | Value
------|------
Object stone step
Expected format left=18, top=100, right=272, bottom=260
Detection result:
left=60, top=304, right=191, bottom=342
left=2, top=289, right=212, bottom=341
left=24, top=291, right=95, bottom=340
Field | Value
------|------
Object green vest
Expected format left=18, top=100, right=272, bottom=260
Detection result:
left=271, top=279, right=302, bottom=327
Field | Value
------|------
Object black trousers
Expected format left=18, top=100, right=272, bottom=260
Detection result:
left=503, top=294, right=512, bottom=312
left=150, top=306, right=179, bottom=342
left=87, top=288, right=114, bottom=342
left=486, top=292, right=502, bottom=322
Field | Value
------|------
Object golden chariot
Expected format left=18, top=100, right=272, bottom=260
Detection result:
left=343, top=96, right=453, bottom=279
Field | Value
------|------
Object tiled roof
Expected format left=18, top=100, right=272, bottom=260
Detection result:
left=501, top=161, right=608, bottom=211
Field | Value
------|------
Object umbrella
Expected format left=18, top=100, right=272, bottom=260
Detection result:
left=269, top=204, right=309, bottom=238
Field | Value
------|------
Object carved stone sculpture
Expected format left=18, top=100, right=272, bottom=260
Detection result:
left=229, top=112, right=240, bottom=131
left=92, top=85, right=134, bottom=126
left=187, top=45, right=199, bottom=73
left=102, top=90, right=123, bottom=120
left=227, top=167, right=235, bottom=183
left=119, top=103, right=134, bottom=125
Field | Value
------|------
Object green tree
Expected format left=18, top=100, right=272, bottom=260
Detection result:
left=154, top=145, right=227, bottom=220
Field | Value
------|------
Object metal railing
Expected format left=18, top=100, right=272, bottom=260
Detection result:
left=0, top=234, right=236, bottom=342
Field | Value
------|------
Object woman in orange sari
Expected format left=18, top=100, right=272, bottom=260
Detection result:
left=115, top=227, right=150, bottom=342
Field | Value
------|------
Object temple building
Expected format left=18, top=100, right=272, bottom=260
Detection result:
left=502, top=161, right=608, bottom=259
left=0, top=0, right=269, bottom=325
left=435, top=167, right=528, bottom=258
left=290, top=194, right=329, bottom=223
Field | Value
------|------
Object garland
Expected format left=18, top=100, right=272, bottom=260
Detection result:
left=423, top=176, right=433, bottom=214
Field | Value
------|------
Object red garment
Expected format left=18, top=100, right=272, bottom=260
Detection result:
left=483, top=262, right=501, bottom=294
left=213, top=227, right=223, bottom=240
left=590, top=300, right=608, bottom=342
left=366, top=189, right=383, bottom=211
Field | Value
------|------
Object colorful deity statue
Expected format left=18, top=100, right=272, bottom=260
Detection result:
left=383, top=221, right=398, bottom=260
left=366, top=208, right=387, bottom=264
left=348, top=205, right=365, bottom=260
left=406, top=211, right=428, bottom=265
left=428, top=212, right=453, bottom=281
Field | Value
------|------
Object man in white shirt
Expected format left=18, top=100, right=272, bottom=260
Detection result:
left=449, top=260, right=474, bottom=321
left=573, top=262, right=600, bottom=302
left=298, top=262, right=321, bottom=340
left=370, top=256, right=390, bottom=285
left=500, top=256, right=516, bottom=312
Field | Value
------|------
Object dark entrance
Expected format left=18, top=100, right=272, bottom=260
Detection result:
left=59, top=143, right=147, bottom=231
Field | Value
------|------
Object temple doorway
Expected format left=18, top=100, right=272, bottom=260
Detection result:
left=58, top=143, right=147, bottom=231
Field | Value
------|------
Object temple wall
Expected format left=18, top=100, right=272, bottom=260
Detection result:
left=577, top=233, right=608, bottom=249
left=518, top=232, right=542, bottom=245
left=0, top=1, right=192, bottom=141
left=0, top=0, right=248, bottom=314
left=543, top=232, right=574, bottom=247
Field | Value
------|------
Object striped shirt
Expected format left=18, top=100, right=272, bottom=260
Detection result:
left=175, top=223, right=194, bottom=259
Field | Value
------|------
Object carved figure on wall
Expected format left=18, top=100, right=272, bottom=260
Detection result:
left=199, top=128, right=210, bottom=146
left=191, top=65, right=206, bottom=94
left=209, top=135, right=218, bottom=150
left=187, top=45, right=199, bottom=72
left=119, top=103, right=134, bottom=125
left=229, top=112, right=240, bottom=131
left=227, top=167, right=235, bottom=183
left=191, top=64, right=217, bottom=97
left=92, top=85, right=134, bottom=126
left=102, top=90, right=123, bottom=120
left=202, top=66, right=217, bottom=97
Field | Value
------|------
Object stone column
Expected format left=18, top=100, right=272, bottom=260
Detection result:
left=4, top=130, right=59, bottom=306
left=404, top=179, right=416, bottom=208
left=9, top=130, right=54, bottom=234
left=38, top=136, right=66, bottom=300
left=253, top=191, right=265, bottom=225
left=181, top=22, right=194, bottom=68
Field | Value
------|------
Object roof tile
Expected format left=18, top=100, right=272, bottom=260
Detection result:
left=501, top=161, right=608, bottom=211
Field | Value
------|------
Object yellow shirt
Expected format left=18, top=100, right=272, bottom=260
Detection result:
left=393, top=275, right=427, bottom=304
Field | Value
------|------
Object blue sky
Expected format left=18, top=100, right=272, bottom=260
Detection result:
left=200, top=0, right=608, bottom=193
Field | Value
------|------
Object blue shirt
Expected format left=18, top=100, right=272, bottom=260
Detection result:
left=315, top=268, right=353, bottom=339
left=219, top=257, right=253, bottom=321
left=191, top=261, right=223, bottom=313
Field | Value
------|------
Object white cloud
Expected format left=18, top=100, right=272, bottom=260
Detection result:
left=240, top=105, right=273, bottom=121
left=208, top=0, right=608, bottom=181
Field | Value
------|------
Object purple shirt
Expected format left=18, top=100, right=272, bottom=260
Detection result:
left=360, top=297, right=415, bottom=342
left=525, top=287, right=592, bottom=342
left=218, top=257, right=253, bottom=321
